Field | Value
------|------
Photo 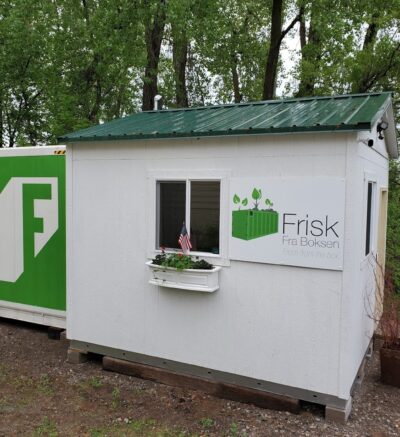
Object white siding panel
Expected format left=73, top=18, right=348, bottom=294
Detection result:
left=68, top=133, right=355, bottom=398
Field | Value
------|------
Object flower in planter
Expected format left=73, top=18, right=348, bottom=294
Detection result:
left=151, top=252, right=213, bottom=270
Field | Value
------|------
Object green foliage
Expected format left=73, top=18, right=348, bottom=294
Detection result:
left=111, top=387, right=120, bottom=409
left=151, top=253, right=213, bottom=270
left=88, top=376, right=103, bottom=389
left=0, top=0, right=399, bottom=144
left=199, top=417, right=214, bottom=429
left=37, top=374, right=54, bottom=395
left=294, top=0, right=400, bottom=97
left=233, top=194, right=240, bottom=204
left=229, top=422, right=239, bottom=435
left=387, top=160, right=400, bottom=292
left=33, top=416, right=58, bottom=437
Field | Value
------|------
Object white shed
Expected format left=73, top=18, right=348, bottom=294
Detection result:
left=60, top=93, right=398, bottom=421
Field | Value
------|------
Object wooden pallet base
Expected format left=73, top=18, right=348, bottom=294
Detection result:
left=68, top=340, right=358, bottom=423
left=102, top=356, right=300, bottom=414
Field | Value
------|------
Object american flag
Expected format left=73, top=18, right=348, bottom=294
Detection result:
left=178, top=222, right=192, bottom=253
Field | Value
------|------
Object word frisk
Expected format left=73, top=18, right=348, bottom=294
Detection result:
left=282, top=213, right=340, bottom=238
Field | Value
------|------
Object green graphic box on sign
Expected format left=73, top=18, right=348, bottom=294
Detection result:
left=232, top=188, right=279, bottom=240
left=0, top=153, right=66, bottom=311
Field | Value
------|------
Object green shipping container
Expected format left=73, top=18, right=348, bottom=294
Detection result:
left=232, top=210, right=279, bottom=240
left=0, top=146, right=66, bottom=328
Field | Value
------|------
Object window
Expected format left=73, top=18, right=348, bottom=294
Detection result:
left=157, top=180, right=220, bottom=254
left=158, top=182, right=186, bottom=249
left=365, top=181, right=375, bottom=256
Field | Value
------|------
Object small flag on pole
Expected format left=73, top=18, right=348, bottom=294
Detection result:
left=178, top=222, right=192, bottom=253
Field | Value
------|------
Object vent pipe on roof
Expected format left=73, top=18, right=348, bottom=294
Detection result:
left=154, top=95, right=162, bottom=111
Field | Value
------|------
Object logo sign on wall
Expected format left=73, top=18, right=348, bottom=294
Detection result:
left=0, top=177, right=59, bottom=282
left=0, top=155, right=66, bottom=310
left=229, top=178, right=345, bottom=270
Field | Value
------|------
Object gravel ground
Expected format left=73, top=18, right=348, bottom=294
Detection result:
left=0, top=317, right=399, bottom=436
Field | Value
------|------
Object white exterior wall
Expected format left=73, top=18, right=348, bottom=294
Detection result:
left=338, top=126, right=389, bottom=399
left=67, top=132, right=386, bottom=401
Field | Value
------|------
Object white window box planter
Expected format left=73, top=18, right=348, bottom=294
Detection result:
left=146, top=261, right=221, bottom=293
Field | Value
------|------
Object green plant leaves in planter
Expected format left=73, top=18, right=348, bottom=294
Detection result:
left=151, top=253, right=213, bottom=270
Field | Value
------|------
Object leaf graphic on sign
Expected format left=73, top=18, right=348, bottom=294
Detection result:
left=252, top=188, right=262, bottom=210
left=252, top=188, right=261, bottom=200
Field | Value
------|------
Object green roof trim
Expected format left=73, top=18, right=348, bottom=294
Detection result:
left=59, top=92, right=394, bottom=145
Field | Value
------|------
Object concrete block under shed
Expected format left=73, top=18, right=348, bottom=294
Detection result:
left=67, top=348, right=88, bottom=364
left=325, top=398, right=352, bottom=424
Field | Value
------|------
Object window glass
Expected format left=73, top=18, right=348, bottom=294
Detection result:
left=158, top=181, right=186, bottom=249
left=190, top=181, right=220, bottom=254
left=365, top=182, right=373, bottom=255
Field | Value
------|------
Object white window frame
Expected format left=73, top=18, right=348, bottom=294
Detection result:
left=363, top=172, right=377, bottom=260
left=147, top=170, right=231, bottom=267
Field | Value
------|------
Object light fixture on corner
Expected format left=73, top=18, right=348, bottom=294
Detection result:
left=377, top=121, right=389, bottom=140
left=359, top=138, right=374, bottom=147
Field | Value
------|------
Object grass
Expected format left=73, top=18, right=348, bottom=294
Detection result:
left=11, top=374, right=35, bottom=390
left=111, top=387, right=120, bottom=409
left=32, top=416, right=58, bottom=437
left=0, top=362, right=9, bottom=382
left=88, top=418, right=196, bottom=437
left=199, top=417, right=214, bottom=429
left=10, top=373, right=53, bottom=396
left=75, top=376, right=104, bottom=399
left=37, top=374, right=54, bottom=395
left=88, top=376, right=103, bottom=389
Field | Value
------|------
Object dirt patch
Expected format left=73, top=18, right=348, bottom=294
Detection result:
left=0, top=318, right=400, bottom=436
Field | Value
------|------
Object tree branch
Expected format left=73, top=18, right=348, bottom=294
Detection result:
left=279, top=11, right=302, bottom=45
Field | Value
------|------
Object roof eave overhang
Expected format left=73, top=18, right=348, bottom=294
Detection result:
left=59, top=124, right=369, bottom=144
left=383, top=104, right=399, bottom=159
left=369, top=95, right=398, bottom=159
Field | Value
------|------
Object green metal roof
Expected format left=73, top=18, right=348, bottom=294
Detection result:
left=59, top=92, right=394, bottom=144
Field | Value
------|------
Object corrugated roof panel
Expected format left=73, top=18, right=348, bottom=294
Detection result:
left=59, top=92, right=393, bottom=142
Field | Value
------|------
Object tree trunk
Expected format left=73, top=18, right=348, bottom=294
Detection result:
left=351, top=14, right=379, bottom=93
left=172, top=26, right=189, bottom=107
left=0, top=91, right=3, bottom=148
left=88, top=77, right=102, bottom=123
left=81, top=0, right=102, bottom=123
left=231, top=54, right=242, bottom=103
left=362, top=15, right=378, bottom=50
left=263, top=0, right=301, bottom=100
left=299, top=5, right=306, bottom=51
left=263, top=0, right=283, bottom=100
left=142, top=0, right=167, bottom=111
left=297, top=6, right=321, bottom=97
